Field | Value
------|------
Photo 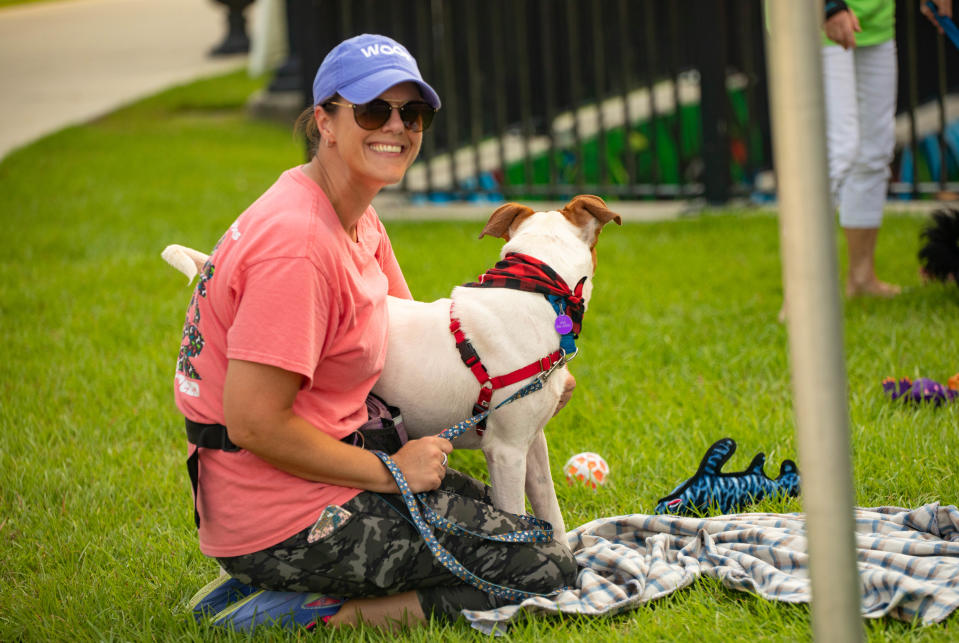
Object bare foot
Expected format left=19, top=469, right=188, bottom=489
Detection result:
left=845, top=279, right=901, bottom=298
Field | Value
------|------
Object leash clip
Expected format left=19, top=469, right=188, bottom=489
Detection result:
left=537, top=349, right=568, bottom=386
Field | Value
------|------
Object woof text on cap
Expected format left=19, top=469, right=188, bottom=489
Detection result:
left=312, top=33, right=441, bottom=109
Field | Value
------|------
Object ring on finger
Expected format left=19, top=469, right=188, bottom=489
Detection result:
left=441, top=453, right=448, bottom=467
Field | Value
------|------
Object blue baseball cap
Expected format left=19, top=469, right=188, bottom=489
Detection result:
left=312, top=34, right=441, bottom=109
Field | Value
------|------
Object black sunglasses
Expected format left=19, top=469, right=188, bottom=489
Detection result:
left=325, top=99, right=436, bottom=133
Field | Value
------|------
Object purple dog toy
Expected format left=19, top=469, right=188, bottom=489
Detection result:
left=883, top=377, right=958, bottom=406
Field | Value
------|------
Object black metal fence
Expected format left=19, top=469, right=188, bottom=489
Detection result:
left=893, top=0, right=959, bottom=198
left=288, top=0, right=958, bottom=203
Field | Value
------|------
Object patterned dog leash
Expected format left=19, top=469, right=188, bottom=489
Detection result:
left=370, top=377, right=566, bottom=602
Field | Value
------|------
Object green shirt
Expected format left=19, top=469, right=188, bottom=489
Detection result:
left=823, top=0, right=895, bottom=47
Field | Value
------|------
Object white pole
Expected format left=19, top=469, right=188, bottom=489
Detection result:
left=763, top=2, right=864, bottom=642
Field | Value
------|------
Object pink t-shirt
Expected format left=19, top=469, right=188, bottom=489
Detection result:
left=174, top=167, right=411, bottom=558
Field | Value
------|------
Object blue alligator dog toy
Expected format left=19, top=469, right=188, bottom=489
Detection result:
left=655, top=438, right=801, bottom=516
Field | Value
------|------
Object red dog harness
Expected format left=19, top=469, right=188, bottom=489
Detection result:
left=449, top=309, right=563, bottom=434
left=449, top=253, right=587, bottom=435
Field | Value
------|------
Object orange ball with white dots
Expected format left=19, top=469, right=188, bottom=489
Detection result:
left=563, top=452, right=609, bottom=489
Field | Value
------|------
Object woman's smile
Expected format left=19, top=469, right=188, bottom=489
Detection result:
left=368, top=142, right=404, bottom=154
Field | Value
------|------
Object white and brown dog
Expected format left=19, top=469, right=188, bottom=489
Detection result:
left=163, top=195, right=621, bottom=546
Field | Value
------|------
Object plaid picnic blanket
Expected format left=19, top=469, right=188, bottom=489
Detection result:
left=462, top=503, right=959, bottom=634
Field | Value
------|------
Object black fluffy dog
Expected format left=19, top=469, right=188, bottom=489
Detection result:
left=919, top=209, right=959, bottom=285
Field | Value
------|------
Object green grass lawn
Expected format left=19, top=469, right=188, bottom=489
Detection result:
left=2, top=69, right=958, bottom=641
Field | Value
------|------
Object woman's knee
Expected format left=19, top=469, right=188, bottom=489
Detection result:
left=853, top=148, right=894, bottom=175
left=548, top=540, right=579, bottom=586
left=828, top=141, right=859, bottom=185
left=439, top=468, right=492, bottom=503
left=508, top=539, right=578, bottom=594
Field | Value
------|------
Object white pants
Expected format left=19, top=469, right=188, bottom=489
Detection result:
left=822, top=40, right=897, bottom=229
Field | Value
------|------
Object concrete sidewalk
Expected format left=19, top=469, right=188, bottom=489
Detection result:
left=0, top=0, right=248, bottom=161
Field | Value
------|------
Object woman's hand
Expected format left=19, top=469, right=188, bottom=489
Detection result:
left=824, top=8, right=861, bottom=50
left=390, top=436, right=453, bottom=493
left=553, top=372, right=576, bottom=416
left=921, top=0, right=953, bottom=32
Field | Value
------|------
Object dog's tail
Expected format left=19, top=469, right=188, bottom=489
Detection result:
left=162, top=244, right=210, bottom=283
left=919, top=209, right=959, bottom=283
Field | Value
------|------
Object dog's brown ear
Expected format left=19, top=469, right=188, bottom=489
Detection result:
left=479, top=202, right=536, bottom=240
left=563, top=195, right=623, bottom=228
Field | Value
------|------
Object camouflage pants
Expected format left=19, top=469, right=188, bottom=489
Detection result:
left=216, top=469, right=578, bottom=622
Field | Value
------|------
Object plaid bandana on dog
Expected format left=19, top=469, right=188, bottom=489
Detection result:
left=462, top=252, right=588, bottom=337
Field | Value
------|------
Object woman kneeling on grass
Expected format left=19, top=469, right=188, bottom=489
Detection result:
left=174, top=33, right=577, bottom=630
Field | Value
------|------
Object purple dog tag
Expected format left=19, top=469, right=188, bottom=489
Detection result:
left=554, top=315, right=573, bottom=335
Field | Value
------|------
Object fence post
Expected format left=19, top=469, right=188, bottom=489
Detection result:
left=695, top=0, right=730, bottom=204
left=764, top=1, right=864, bottom=641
